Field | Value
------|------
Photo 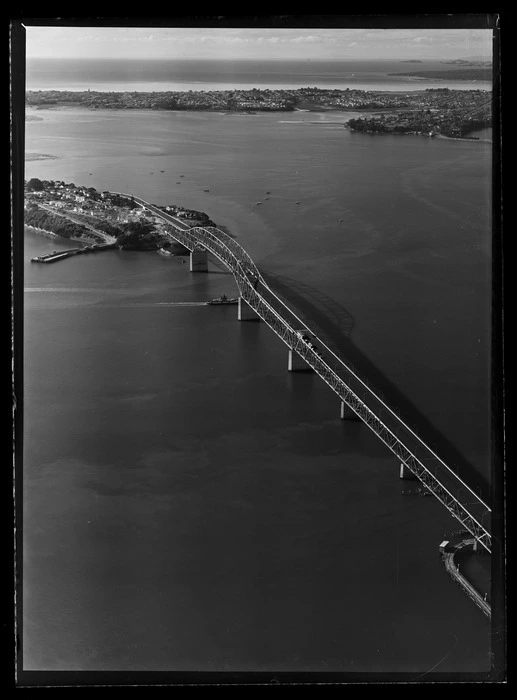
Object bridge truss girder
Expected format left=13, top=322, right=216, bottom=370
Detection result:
left=157, top=215, right=492, bottom=554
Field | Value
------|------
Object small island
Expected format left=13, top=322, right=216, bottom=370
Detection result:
left=24, top=177, right=215, bottom=252
left=442, top=58, right=492, bottom=67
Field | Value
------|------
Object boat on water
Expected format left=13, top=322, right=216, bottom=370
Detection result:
left=207, top=294, right=238, bottom=305
left=204, top=189, right=210, bottom=192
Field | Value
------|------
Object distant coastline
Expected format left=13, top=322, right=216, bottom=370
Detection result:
left=388, top=68, right=492, bottom=81
left=26, top=86, right=491, bottom=116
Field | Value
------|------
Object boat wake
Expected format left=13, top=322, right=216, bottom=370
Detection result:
left=107, top=302, right=210, bottom=307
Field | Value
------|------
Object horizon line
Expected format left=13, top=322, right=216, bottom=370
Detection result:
left=26, top=55, right=490, bottom=62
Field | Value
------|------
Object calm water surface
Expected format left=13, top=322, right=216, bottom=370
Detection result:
left=23, top=107, right=492, bottom=672
left=26, top=57, right=493, bottom=92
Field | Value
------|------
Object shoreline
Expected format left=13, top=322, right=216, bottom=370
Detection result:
left=25, top=224, right=92, bottom=247
left=346, top=128, right=490, bottom=143
left=345, top=124, right=491, bottom=142
left=436, top=133, right=492, bottom=143
left=25, top=224, right=61, bottom=240
left=27, top=102, right=409, bottom=114
left=25, top=85, right=492, bottom=118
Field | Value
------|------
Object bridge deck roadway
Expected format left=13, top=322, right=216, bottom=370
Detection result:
left=109, top=192, right=492, bottom=553
left=256, top=280, right=491, bottom=534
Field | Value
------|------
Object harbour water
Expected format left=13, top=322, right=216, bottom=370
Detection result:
left=22, top=106, right=492, bottom=672
left=26, top=57, right=493, bottom=93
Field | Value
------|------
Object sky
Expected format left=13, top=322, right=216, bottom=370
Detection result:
left=24, top=26, right=493, bottom=61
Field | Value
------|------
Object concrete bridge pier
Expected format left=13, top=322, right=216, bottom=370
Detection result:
left=190, top=248, right=208, bottom=272
left=238, top=296, right=260, bottom=321
left=288, top=349, right=312, bottom=372
left=399, top=463, right=418, bottom=480
left=340, top=401, right=361, bottom=421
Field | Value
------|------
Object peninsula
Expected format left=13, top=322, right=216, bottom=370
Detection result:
left=346, top=88, right=491, bottom=138
left=26, top=86, right=490, bottom=115
left=24, top=178, right=215, bottom=252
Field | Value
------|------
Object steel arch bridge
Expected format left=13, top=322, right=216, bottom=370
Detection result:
left=112, top=192, right=492, bottom=554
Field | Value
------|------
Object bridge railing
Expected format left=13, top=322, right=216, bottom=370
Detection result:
left=201, top=226, right=263, bottom=281
left=254, top=269, right=490, bottom=512
left=192, top=228, right=492, bottom=551
left=131, top=195, right=492, bottom=553
left=200, top=226, right=490, bottom=512
left=193, top=230, right=488, bottom=499
left=241, top=279, right=492, bottom=553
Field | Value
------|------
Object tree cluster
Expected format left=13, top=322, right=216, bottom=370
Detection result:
left=26, top=178, right=75, bottom=191
left=347, top=117, right=390, bottom=133
left=116, top=221, right=164, bottom=250
left=24, top=205, right=92, bottom=240
left=105, top=193, right=140, bottom=210
left=26, top=178, right=44, bottom=191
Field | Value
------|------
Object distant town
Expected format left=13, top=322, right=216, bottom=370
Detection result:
left=24, top=178, right=214, bottom=251
left=346, top=88, right=491, bottom=138
left=26, top=86, right=491, bottom=139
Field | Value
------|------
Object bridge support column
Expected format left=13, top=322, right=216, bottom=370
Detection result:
left=190, top=248, right=208, bottom=272
left=399, top=463, right=418, bottom=480
left=340, top=401, right=361, bottom=421
left=238, top=296, right=259, bottom=321
left=288, top=349, right=312, bottom=372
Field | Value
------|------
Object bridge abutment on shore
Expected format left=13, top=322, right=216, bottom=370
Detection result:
left=441, top=539, right=491, bottom=618
left=189, top=248, right=208, bottom=272
left=238, top=296, right=260, bottom=321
